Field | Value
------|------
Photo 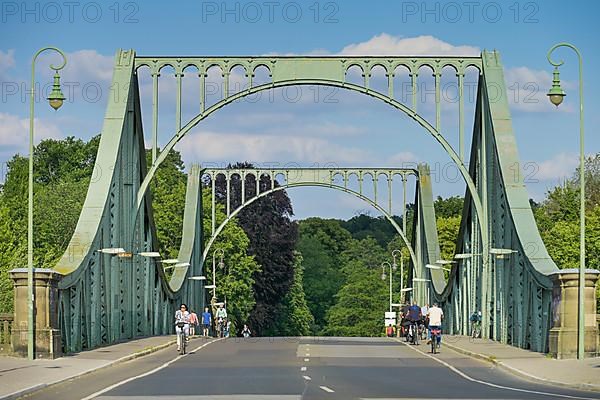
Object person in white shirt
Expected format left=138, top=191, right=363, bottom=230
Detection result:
left=427, top=303, right=444, bottom=346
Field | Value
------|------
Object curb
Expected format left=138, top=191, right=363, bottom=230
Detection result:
left=0, top=338, right=178, bottom=400
left=442, top=341, right=600, bottom=394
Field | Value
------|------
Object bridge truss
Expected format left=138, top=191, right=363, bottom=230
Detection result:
left=52, top=49, right=557, bottom=353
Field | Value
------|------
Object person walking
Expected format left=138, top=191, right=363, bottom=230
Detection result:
left=242, top=324, right=251, bottom=338
left=421, top=303, right=430, bottom=340
left=201, top=307, right=212, bottom=337
left=188, top=309, right=199, bottom=337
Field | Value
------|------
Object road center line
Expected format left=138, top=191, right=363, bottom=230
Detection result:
left=320, top=385, right=335, bottom=393
left=303, top=375, right=312, bottom=381
left=394, top=339, right=596, bottom=400
left=300, top=366, right=307, bottom=371
left=81, top=338, right=221, bottom=400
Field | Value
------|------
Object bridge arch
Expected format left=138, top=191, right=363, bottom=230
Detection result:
left=198, top=181, right=418, bottom=279
left=134, top=78, right=489, bottom=299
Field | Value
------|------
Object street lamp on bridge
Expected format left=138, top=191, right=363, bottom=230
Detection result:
left=28, top=46, right=67, bottom=360
left=381, top=261, right=394, bottom=312
left=547, top=42, right=586, bottom=360
left=391, top=249, right=405, bottom=302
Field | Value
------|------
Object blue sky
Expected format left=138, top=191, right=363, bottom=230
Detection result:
left=1, top=0, right=599, bottom=219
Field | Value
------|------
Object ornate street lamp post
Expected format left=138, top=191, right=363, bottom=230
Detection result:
left=391, top=249, right=404, bottom=302
left=381, top=261, right=395, bottom=312
left=28, top=47, right=67, bottom=360
left=546, top=42, right=585, bottom=360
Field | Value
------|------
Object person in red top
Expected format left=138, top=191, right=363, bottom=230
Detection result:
left=188, top=309, right=199, bottom=337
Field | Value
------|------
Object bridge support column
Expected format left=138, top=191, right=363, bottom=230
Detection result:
left=549, top=269, right=599, bottom=359
left=10, top=268, right=62, bottom=359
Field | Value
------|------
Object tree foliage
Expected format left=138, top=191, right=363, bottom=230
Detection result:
left=296, top=218, right=351, bottom=333
left=267, top=252, right=314, bottom=336
left=212, top=162, right=298, bottom=335
left=325, top=237, right=389, bottom=336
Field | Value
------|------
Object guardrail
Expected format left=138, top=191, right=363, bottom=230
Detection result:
left=0, top=313, right=13, bottom=354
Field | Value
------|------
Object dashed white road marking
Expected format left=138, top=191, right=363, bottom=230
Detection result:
left=319, top=386, right=335, bottom=393
left=303, top=375, right=312, bottom=381
left=304, top=358, right=310, bottom=362
left=81, top=339, right=221, bottom=400
left=300, top=366, right=307, bottom=371
left=394, top=338, right=597, bottom=400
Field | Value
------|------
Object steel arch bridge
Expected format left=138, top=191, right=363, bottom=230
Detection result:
left=52, top=49, right=558, bottom=354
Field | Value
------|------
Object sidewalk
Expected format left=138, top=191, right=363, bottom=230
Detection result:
left=0, top=335, right=178, bottom=399
left=443, top=335, right=600, bottom=392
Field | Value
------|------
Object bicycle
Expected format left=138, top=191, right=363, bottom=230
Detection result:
left=471, top=320, right=481, bottom=339
left=216, top=318, right=226, bottom=338
left=408, top=321, right=419, bottom=345
left=176, top=322, right=187, bottom=355
left=430, top=327, right=441, bottom=354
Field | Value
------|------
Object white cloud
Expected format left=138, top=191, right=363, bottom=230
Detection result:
left=178, top=130, right=370, bottom=165
left=387, top=151, right=420, bottom=166
left=339, top=34, right=480, bottom=56
left=0, top=112, right=62, bottom=148
left=534, top=152, right=578, bottom=181
left=38, top=49, right=114, bottom=85
left=503, top=67, right=571, bottom=113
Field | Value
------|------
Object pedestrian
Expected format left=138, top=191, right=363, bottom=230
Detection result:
left=427, top=303, right=444, bottom=347
left=225, top=319, right=231, bottom=338
left=385, top=324, right=395, bottom=338
left=188, top=309, right=199, bottom=337
left=242, top=324, right=251, bottom=338
left=201, top=307, right=212, bottom=337
left=421, top=303, right=430, bottom=340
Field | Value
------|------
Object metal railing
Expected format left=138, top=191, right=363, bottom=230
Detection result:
left=0, top=313, right=13, bottom=354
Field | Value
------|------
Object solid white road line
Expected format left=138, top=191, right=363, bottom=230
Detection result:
left=319, top=386, right=335, bottom=393
left=81, top=339, right=221, bottom=400
left=394, top=339, right=597, bottom=400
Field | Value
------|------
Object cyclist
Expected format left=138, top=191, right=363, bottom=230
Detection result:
left=215, top=305, right=228, bottom=337
left=175, top=303, right=190, bottom=352
left=427, top=303, right=444, bottom=350
left=407, top=302, right=422, bottom=344
left=470, top=310, right=482, bottom=338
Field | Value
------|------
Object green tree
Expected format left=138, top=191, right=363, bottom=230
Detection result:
left=267, top=252, right=314, bottom=336
left=213, top=163, right=298, bottom=335
left=437, top=216, right=461, bottom=261
left=0, top=204, right=25, bottom=312
left=147, top=150, right=187, bottom=259
left=325, top=237, right=389, bottom=336
left=201, top=189, right=261, bottom=333
left=434, top=195, right=464, bottom=218
left=296, top=218, right=351, bottom=333
left=340, top=214, right=403, bottom=248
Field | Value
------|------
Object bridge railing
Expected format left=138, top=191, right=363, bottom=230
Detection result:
left=0, top=313, right=13, bottom=354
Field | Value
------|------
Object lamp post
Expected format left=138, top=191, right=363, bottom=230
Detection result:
left=546, top=42, right=585, bottom=360
left=391, top=249, right=404, bottom=301
left=381, top=261, right=394, bottom=312
left=212, top=248, right=224, bottom=304
left=28, top=47, right=67, bottom=360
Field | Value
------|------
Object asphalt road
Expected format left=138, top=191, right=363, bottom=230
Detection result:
left=21, top=336, right=600, bottom=400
